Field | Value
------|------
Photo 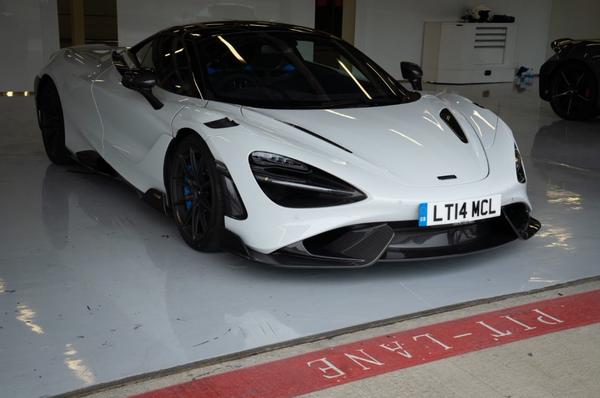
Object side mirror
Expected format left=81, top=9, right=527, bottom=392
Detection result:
left=400, top=61, right=423, bottom=91
left=121, top=68, right=163, bottom=110
left=112, top=49, right=139, bottom=74
left=122, top=68, right=156, bottom=90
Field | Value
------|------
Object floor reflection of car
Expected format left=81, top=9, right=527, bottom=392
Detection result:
left=532, top=119, right=600, bottom=171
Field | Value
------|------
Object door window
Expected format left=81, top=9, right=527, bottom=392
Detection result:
left=155, top=35, right=196, bottom=96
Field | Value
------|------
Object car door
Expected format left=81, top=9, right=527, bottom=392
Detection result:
left=92, top=34, right=204, bottom=191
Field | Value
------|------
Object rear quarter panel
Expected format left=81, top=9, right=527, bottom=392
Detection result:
left=38, top=46, right=114, bottom=153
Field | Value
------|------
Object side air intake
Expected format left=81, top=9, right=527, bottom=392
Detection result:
left=440, top=108, right=468, bottom=143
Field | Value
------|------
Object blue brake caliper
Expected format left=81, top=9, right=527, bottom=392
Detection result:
left=184, top=165, right=193, bottom=210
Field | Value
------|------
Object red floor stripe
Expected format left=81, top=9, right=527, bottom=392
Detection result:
left=133, top=289, right=600, bottom=398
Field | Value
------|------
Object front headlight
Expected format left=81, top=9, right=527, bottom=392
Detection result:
left=249, top=151, right=366, bottom=208
left=514, top=144, right=526, bottom=183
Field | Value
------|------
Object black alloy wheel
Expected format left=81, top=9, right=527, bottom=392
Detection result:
left=550, top=63, right=598, bottom=120
left=37, top=80, right=72, bottom=164
left=169, top=134, right=224, bottom=251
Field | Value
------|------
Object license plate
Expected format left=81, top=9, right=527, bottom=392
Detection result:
left=418, top=195, right=501, bottom=227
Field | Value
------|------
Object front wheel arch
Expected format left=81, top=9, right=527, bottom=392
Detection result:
left=165, top=131, right=225, bottom=251
left=163, top=128, right=197, bottom=204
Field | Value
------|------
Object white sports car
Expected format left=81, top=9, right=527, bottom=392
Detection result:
left=35, top=21, right=540, bottom=267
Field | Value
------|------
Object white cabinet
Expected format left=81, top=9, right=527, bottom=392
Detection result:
left=422, top=22, right=517, bottom=84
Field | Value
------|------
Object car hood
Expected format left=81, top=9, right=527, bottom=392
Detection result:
left=242, top=95, right=490, bottom=187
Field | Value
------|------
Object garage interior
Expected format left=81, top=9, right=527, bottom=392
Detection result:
left=1, top=1, right=600, bottom=397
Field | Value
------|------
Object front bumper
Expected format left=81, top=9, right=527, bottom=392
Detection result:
left=226, top=202, right=541, bottom=268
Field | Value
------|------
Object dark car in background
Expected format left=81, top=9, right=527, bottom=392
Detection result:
left=539, top=38, right=600, bottom=120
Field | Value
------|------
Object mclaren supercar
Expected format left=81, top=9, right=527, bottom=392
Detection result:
left=35, top=21, right=540, bottom=267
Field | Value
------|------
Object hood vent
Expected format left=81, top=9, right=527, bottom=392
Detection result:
left=437, top=174, right=457, bottom=180
left=204, top=117, right=239, bottom=129
left=440, top=108, right=468, bottom=143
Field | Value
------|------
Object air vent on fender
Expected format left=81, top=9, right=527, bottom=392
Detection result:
left=440, top=108, right=468, bottom=143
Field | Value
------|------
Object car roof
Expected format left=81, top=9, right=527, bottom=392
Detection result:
left=130, top=20, right=335, bottom=55
left=159, top=20, right=330, bottom=38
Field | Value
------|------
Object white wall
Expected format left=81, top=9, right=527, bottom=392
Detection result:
left=116, top=0, right=315, bottom=47
left=3, top=0, right=597, bottom=92
left=354, top=0, right=552, bottom=78
left=0, top=0, right=60, bottom=91
left=547, top=0, right=600, bottom=57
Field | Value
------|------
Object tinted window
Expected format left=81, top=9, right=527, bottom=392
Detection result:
left=155, top=35, right=196, bottom=96
left=191, top=31, right=411, bottom=109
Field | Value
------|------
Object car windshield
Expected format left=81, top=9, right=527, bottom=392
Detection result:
left=189, top=31, right=414, bottom=109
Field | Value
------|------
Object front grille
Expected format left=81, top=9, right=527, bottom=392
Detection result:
left=382, top=215, right=516, bottom=260
left=238, top=203, right=534, bottom=267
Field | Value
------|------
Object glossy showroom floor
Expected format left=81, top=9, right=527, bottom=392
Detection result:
left=1, top=80, right=600, bottom=398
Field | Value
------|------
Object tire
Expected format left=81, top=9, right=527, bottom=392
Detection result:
left=37, top=79, right=72, bottom=165
left=168, top=134, right=224, bottom=251
left=549, top=63, right=598, bottom=120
